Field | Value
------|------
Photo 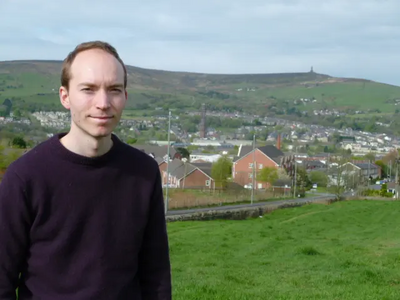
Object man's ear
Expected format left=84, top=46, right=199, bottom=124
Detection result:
left=60, top=86, right=70, bottom=110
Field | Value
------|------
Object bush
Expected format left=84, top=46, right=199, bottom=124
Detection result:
left=361, top=187, right=393, bottom=198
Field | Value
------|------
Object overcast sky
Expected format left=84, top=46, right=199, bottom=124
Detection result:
left=0, top=0, right=399, bottom=85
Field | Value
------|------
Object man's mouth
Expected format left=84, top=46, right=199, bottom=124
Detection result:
left=90, top=116, right=113, bottom=119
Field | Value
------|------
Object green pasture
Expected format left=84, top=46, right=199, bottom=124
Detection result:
left=169, top=200, right=400, bottom=299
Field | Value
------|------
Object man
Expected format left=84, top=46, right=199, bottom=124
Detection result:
left=0, top=41, right=172, bottom=299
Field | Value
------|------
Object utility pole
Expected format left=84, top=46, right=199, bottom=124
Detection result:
left=251, top=134, right=256, bottom=205
left=293, top=146, right=298, bottom=198
left=182, top=158, right=187, bottom=189
left=396, top=158, right=399, bottom=200
left=165, top=111, right=172, bottom=214
left=368, top=159, right=370, bottom=188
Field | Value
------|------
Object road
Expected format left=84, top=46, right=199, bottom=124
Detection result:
left=166, top=193, right=337, bottom=216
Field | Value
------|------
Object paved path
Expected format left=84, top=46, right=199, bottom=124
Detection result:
left=166, top=193, right=336, bottom=216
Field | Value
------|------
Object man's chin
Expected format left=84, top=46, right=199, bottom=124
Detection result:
left=92, top=131, right=113, bottom=139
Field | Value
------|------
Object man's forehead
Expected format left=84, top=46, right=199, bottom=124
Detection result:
left=71, top=71, right=124, bottom=86
left=70, top=51, right=124, bottom=85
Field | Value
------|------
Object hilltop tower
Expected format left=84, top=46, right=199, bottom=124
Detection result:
left=199, top=103, right=206, bottom=138
left=310, top=66, right=314, bottom=73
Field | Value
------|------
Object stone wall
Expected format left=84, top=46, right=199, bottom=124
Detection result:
left=166, top=197, right=338, bottom=222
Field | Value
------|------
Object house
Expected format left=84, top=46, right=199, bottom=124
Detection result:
left=232, top=145, right=287, bottom=189
left=161, top=159, right=215, bottom=189
left=342, top=162, right=381, bottom=181
left=328, top=161, right=381, bottom=187
left=133, top=144, right=182, bottom=161
left=189, top=153, right=222, bottom=163
left=299, top=159, right=327, bottom=172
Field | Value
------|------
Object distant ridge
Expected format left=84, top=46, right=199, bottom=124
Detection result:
left=0, top=59, right=346, bottom=90
left=2, top=59, right=399, bottom=115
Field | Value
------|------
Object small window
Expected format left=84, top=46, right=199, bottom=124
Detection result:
left=205, top=180, right=211, bottom=186
left=249, top=163, right=253, bottom=168
left=259, top=164, right=263, bottom=169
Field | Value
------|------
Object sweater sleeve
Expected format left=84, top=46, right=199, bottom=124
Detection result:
left=138, top=168, right=172, bottom=300
left=0, top=169, right=31, bottom=300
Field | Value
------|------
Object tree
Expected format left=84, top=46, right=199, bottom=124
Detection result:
left=211, top=156, right=232, bottom=189
left=257, top=167, right=278, bottom=186
left=374, top=160, right=387, bottom=178
left=364, top=152, right=376, bottom=162
left=295, top=167, right=312, bottom=192
left=126, top=138, right=137, bottom=145
left=383, top=150, right=398, bottom=166
left=277, top=168, right=291, bottom=181
left=309, top=171, right=328, bottom=187
left=13, top=108, right=22, bottom=118
left=11, top=136, right=27, bottom=149
left=176, top=147, right=190, bottom=160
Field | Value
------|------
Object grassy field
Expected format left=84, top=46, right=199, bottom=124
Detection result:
left=169, top=200, right=400, bottom=299
left=240, top=82, right=400, bottom=112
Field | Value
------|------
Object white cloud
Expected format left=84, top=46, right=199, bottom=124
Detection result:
left=0, top=0, right=399, bottom=85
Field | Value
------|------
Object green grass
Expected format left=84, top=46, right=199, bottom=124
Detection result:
left=239, top=81, right=400, bottom=112
left=169, top=200, right=400, bottom=299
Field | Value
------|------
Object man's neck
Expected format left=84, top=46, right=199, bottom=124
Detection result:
left=60, top=129, right=113, bottom=158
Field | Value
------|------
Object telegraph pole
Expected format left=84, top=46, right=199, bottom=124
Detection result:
left=293, top=146, right=298, bottom=198
left=368, top=159, right=370, bottom=188
left=251, top=134, right=256, bottom=205
left=396, top=158, right=399, bottom=200
left=165, top=111, right=172, bottom=214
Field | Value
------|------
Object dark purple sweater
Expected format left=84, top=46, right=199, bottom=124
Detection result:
left=0, top=133, right=171, bottom=299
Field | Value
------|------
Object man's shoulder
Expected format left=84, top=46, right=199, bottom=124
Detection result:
left=8, top=138, right=53, bottom=173
left=117, top=141, right=160, bottom=170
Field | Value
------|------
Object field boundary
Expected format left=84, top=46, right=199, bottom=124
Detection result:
left=166, top=195, right=338, bottom=222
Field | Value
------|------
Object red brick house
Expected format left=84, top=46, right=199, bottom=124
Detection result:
left=157, top=158, right=168, bottom=174
left=161, top=159, right=215, bottom=189
left=232, top=145, right=286, bottom=189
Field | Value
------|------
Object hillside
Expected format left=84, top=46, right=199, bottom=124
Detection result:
left=1, top=60, right=400, bottom=115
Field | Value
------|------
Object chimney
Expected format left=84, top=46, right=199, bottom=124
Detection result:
left=276, top=134, right=281, bottom=150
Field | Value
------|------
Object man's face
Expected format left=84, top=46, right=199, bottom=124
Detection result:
left=60, top=49, right=127, bottom=139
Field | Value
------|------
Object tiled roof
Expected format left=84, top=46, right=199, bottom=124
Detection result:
left=258, top=145, right=284, bottom=159
left=133, top=144, right=176, bottom=159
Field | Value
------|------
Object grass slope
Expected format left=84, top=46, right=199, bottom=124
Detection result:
left=169, top=200, right=400, bottom=299
left=1, top=60, right=400, bottom=113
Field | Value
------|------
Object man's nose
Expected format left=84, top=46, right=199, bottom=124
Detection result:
left=95, top=90, right=111, bottom=109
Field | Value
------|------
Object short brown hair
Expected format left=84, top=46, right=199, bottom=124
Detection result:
left=61, top=41, right=127, bottom=90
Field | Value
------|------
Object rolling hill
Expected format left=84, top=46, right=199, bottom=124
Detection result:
left=1, top=60, right=400, bottom=115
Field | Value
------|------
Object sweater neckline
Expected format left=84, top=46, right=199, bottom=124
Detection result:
left=50, top=132, right=121, bottom=166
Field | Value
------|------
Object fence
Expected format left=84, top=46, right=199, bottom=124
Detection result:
left=163, top=186, right=292, bottom=210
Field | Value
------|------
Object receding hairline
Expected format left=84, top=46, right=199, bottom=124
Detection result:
left=68, top=49, right=126, bottom=86
left=61, top=41, right=127, bottom=90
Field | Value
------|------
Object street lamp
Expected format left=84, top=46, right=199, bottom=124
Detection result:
left=293, top=146, right=298, bottom=198
left=251, top=134, right=256, bottom=205
left=165, top=111, right=172, bottom=214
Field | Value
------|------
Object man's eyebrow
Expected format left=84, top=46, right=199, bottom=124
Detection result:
left=78, top=83, right=124, bottom=88
left=108, top=84, right=124, bottom=89
left=78, top=83, right=97, bottom=87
